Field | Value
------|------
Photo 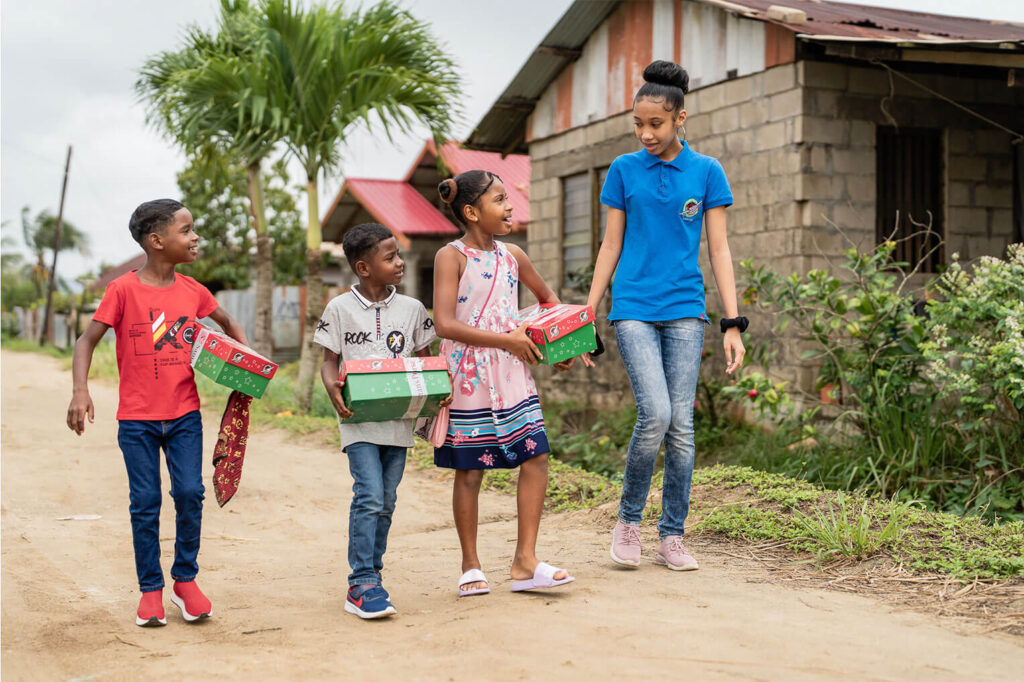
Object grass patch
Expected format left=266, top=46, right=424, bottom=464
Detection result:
left=689, top=465, right=1024, bottom=580
left=2, top=337, right=73, bottom=358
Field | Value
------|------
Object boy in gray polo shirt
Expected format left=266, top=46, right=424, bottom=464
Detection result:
left=316, top=223, right=443, bottom=619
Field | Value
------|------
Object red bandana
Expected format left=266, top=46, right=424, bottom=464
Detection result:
left=212, top=391, right=253, bottom=507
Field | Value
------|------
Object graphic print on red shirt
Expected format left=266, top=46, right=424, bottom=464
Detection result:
left=92, top=271, right=219, bottom=420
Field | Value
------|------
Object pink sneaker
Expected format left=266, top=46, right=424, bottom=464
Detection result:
left=610, top=521, right=642, bottom=566
left=656, top=535, right=698, bottom=571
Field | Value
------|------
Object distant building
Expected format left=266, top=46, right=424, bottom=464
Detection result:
left=320, top=140, right=531, bottom=305
left=465, top=0, right=1024, bottom=407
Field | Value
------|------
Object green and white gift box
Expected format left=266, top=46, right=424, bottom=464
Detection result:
left=189, top=326, right=279, bottom=398
left=518, top=303, right=597, bottom=365
left=339, top=357, right=451, bottom=423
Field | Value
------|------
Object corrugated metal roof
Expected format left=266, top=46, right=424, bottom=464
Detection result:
left=344, top=179, right=460, bottom=238
left=465, top=0, right=624, bottom=154
left=701, top=0, right=1024, bottom=43
left=436, top=141, right=532, bottom=224
left=465, top=0, right=1024, bottom=154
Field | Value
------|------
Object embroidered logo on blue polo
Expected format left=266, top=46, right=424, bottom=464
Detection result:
left=680, top=199, right=702, bottom=219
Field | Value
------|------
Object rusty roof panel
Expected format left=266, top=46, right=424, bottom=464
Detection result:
left=699, top=0, right=1024, bottom=42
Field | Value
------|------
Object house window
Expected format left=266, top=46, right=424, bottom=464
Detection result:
left=562, top=173, right=592, bottom=287
left=876, top=127, right=944, bottom=273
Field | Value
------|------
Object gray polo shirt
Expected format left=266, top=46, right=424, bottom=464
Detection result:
left=314, top=285, right=437, bottom=452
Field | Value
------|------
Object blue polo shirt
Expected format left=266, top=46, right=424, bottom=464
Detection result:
left=600, top=141, right=732, bottom=322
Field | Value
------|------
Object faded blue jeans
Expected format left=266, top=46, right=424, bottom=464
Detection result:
left=614, top=318, right=705, bottom=537
left=118, top=410, right=204, bottom=592
left=345, top=442, right=407, bottom=587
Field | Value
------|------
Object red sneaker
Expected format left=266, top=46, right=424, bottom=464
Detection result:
left=171, top=581, right=213, bottom=622
left=136, top=589, right=166, bottom=627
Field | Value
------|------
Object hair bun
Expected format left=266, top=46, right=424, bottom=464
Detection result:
left=642, top=60, right=689, bottom=94
left=438, top=178, right=458, bottom=204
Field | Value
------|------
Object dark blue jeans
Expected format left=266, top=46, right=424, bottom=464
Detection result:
left=117, top=410, right=204, bottom=592
left=345, top=442, right=407, bottom=587
left=615, top=318, right=705, bottom=537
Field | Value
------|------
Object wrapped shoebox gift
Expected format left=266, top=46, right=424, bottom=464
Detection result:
left=518, top=303, right=597, bottom=364
left=190, top=327, right=279, bottom=399
left=339, top=357, right=451, bottom=423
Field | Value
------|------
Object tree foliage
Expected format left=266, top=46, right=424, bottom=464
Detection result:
left=176, top=156, right=305, bottom=291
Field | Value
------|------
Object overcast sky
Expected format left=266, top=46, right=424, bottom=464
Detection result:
left=3, top=0, right=1023, bottom=281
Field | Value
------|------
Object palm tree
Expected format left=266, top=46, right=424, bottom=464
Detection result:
left=20, top=207, right=89, bottom=300
left=255, top=0, right=460, bottom=411
left=137, top=0, right=280, bottom=357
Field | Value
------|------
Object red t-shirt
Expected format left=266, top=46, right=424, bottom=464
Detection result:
left=92, top=270, right=219, bottom=420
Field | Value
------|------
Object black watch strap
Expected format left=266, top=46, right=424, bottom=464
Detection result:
left=720, top=316, right=749, bottom=334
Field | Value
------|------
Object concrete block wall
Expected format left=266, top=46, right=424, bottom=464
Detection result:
left=798, top=60, right=1022, bottom=266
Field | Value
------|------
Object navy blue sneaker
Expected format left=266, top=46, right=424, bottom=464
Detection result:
left=345, top=585, right=396, bottom=619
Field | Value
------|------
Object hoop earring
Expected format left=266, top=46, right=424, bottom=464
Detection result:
left=680, top=126, right=687, bottom=141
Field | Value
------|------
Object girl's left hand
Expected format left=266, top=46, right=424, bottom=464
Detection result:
left=553, top=357, right=575, bottom=371
left=723, top=328, right=745, bottom=375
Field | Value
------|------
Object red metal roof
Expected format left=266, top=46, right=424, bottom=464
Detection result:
left=700, top=0, right=1024, bottom=42
left=344, top=179, right=460, bottom=238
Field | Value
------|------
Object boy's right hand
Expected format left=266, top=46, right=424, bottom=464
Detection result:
left=504, top=323, right=542, bottom=365
left=67, top=390, right=94, bottom=435
left=328, top=380, right=354, bottom=420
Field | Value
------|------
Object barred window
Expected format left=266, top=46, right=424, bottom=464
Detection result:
left=876, top=126, right=944, bottom=272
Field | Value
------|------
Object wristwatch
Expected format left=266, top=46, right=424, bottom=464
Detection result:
left=720, top=316, right=749, bottom=334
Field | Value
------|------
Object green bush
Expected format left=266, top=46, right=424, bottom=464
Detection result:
left=546, top=401, right=636, bottom=479
left=739, top=239, right=1024, bottom=521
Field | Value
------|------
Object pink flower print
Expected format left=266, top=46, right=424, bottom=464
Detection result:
left=525, top=438, right=537, bottom=453
left=478, top=452, right=495, bottom=466
left=452, top=431, right=468, bottom=445
left=460, top=378, right=475, bottom=396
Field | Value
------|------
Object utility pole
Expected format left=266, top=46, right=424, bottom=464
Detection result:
left=40, top=145, right=72, bottom=346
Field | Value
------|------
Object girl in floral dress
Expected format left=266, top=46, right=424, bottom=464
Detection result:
left=433, top=170, right=578, bottom=596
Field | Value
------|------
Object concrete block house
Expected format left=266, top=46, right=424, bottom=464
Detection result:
left=464, top=0, right=1024, bottom=407
left=320, top=140, right=530, bottom=305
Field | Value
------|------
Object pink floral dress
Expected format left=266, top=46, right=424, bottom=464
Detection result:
left=434, top=239, right=548, bottom=470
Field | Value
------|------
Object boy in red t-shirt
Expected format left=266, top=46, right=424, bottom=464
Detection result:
left=67, top=199, right=248, bottom=627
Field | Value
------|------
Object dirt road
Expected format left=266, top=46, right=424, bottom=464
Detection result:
left=2, top=350, right=1022, bottom=681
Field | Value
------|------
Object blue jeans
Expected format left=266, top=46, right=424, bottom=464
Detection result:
left=117, top=410, right=204, bottom=592
left=346, top=443, right=407, bottom=587
left=615, top=318, right=705, bottom=537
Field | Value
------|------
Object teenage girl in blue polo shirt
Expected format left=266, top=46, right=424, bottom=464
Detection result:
left=586, top=60, right=747, bottom=571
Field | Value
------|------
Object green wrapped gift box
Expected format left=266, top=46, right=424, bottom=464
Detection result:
left=519, top=303, right=597, bottom=364
left=190, top=327, right=278, bottom=398
left=340, top=357, right=451, bottom=423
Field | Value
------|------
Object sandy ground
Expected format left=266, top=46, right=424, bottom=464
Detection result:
left=2, top=349, right=1022, bottom=681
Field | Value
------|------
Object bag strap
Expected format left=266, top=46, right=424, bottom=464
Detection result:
left=450, top=243, right=503, bottom=382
